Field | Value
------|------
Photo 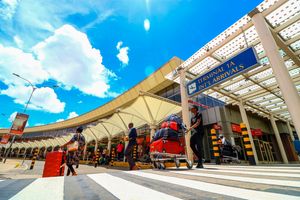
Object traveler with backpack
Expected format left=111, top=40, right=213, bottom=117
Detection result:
left=61, top=126, right=86, bottom=176
left=187, top=106, right=204, bottom=168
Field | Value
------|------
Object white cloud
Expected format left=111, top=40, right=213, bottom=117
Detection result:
left=0, top=0, right=19, bottom=20
left=56, top=119, right=64, bottom=122
left=82, top=9, right=114, bottom=31
left=33, top=24, right=117, bottom=98
left=77, top=100, right=83, bottom=104
left=106, top=91, right=121, bottom=98
left=8, top=111, right=29, bottom=127
left=55, top=111, right=78, bottom=123
left=13, top=35, right=24, bottom=48
left=116, top=41, right=129, bottom=66
left=0, top=1, right=115, bottom=49
left=8, top=111, right=17, bottom=123
left=1, top=85, right=65, bottom=113
left=0, top=24, right=118, bottom=114
left=67, top=111, right=78, bottom=119
left=35, top=123, right=44, bottom=126
left=0, top=44, right=49, bottom=86
left=144, top=19, right=150, bottom=32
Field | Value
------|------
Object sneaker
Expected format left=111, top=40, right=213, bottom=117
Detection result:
left=131, top=165, right=139, bottom=170
left=72, top=172, right=78, bottom=176
left=196, top=163, right=204, bottom=168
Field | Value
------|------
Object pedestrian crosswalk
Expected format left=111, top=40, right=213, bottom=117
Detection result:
left=0, top=165, right=299, bottom=200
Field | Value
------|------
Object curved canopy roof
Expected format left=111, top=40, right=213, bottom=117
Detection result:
left=7, top=92, right=181, bottom=150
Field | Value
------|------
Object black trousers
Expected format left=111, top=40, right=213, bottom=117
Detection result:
left=117, top=152, right=123, bottom=161
left=190, top=133, right=204, bottom=164
left=125, top=144, right=136, bottom=169
left=66, top=164, right=75, bottom=175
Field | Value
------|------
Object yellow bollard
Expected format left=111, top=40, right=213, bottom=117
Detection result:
left=133, top=145, right=137, bottom=161
left=29, top=148, right=39, bottom=170
left=211, top=129, right=221, bottom=165
left=94, top=148, right=100, bottom=168
left=110, top=147, right=116, bottom=166
left=240, top=123, right=256, bottom=165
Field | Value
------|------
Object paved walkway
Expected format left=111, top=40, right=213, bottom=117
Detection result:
left=0, top=159, right=125, bottom=180
left=1, top=164, right=300, bottom=200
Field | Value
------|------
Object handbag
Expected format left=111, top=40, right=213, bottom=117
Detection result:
left=67, top=134, right=80, bottom=152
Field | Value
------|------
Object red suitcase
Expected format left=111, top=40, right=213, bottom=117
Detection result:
left=42, top=151, right=65, bottom=178
left=150, top=138, right=185, bottom=155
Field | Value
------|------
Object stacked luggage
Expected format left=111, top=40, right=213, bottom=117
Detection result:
left=42, top=151, right=65, bottom=177
left=152, top=114, right=185, bottom=141
left=150, top=114, right=192, bottom=169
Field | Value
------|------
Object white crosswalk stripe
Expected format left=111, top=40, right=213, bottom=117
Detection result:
left=87, top=173, right=182, bottom=200
left=125, top=171, right=300, bottom=200
left=194, top=168, right=300, bottom=178
left=1, top=165, right=300, bottom=200
left=9, top=176, right=64, bottom=200
left=205, top=165, right=300, bottom=170
left=171, top=170, right=300, bottom=188
left=204, top=165, right=300, bottom=173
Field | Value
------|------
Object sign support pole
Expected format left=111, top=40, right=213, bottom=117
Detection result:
left=250, top=9, right=300, bottom=141
left=179, top=68, right=193, bottom=163
left=238, top=101, right=259, bottom=164
left=270, top=115, right=288, bottom=164
left=287, top=122, right=295, bottom=141
left=3, top=136, right=16, bottom=163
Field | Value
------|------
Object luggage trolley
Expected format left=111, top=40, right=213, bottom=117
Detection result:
left=150, top=131, right=193, bottom=170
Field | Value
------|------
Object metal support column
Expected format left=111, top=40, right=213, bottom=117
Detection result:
left=238, top=101, right=259, bottom=164
left=270, top=115, right=289, bottom=164
left=83, top=144, right=87, bottom=160
left=250, top=9, right=300, bottom=140
left=179, top=68, right=193, bottom=163
left=287, top=122, right=295, bottom=141
left=107, top=138, right=112, bottom=155
left=150, top=125, right=157, bottom=140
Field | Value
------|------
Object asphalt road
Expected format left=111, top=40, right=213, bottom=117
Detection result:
left=1, top=163, right=300, bottom=200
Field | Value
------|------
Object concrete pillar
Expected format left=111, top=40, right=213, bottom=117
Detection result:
left=83, top=144, right=87, bottom=160
left=250, top=9, right=300, bottom=140
left=287, top=122, right=295, bottom=141
left=270, top=115, right=289, bottom=164
left=107, top=138, right=112, bottom=155
left=17, top=149, right=21, bottom=157
left=238, top=101, right=259, bottom=164
left=123, top=141, right=129, bottom=162
left=43, top=148, right=47, bottom=158
left=94, top=140, right=98, bottom=153
left=150, top=125, right=157, bottom=140
left=179, top=68, right=193, bottom=162
left=230, top=137, right=236, bottom=146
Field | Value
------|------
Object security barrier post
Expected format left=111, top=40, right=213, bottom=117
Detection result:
left=240, top=123, right=256, bottom=165
left=110, top=147, right=116, bottom=166
left=133, top=145, right=137, bottom=161
left=29, top=148, right=39, bottom=170
left=94, top=148, right=100, bottom=168
left=210, top=129, right=221, bottom=164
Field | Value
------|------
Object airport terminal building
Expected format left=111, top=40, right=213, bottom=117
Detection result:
left=1, top=0, right=300, bottom=165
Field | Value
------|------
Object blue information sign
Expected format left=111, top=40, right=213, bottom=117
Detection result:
left=186, top=47, right=260, bottom=97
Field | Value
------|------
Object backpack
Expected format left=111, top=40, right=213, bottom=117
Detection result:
left=153, top=128, right=180, bottom=141
left=161, top=114, right=185, bottom=131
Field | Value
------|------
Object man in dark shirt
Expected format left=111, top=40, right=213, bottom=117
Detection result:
left=125, top=123, right=138, bottom=170
left=187, top=105, right=204, bottom=168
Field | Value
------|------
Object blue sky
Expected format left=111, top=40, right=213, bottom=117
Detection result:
left=0, top=0, right=262, bottom=128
